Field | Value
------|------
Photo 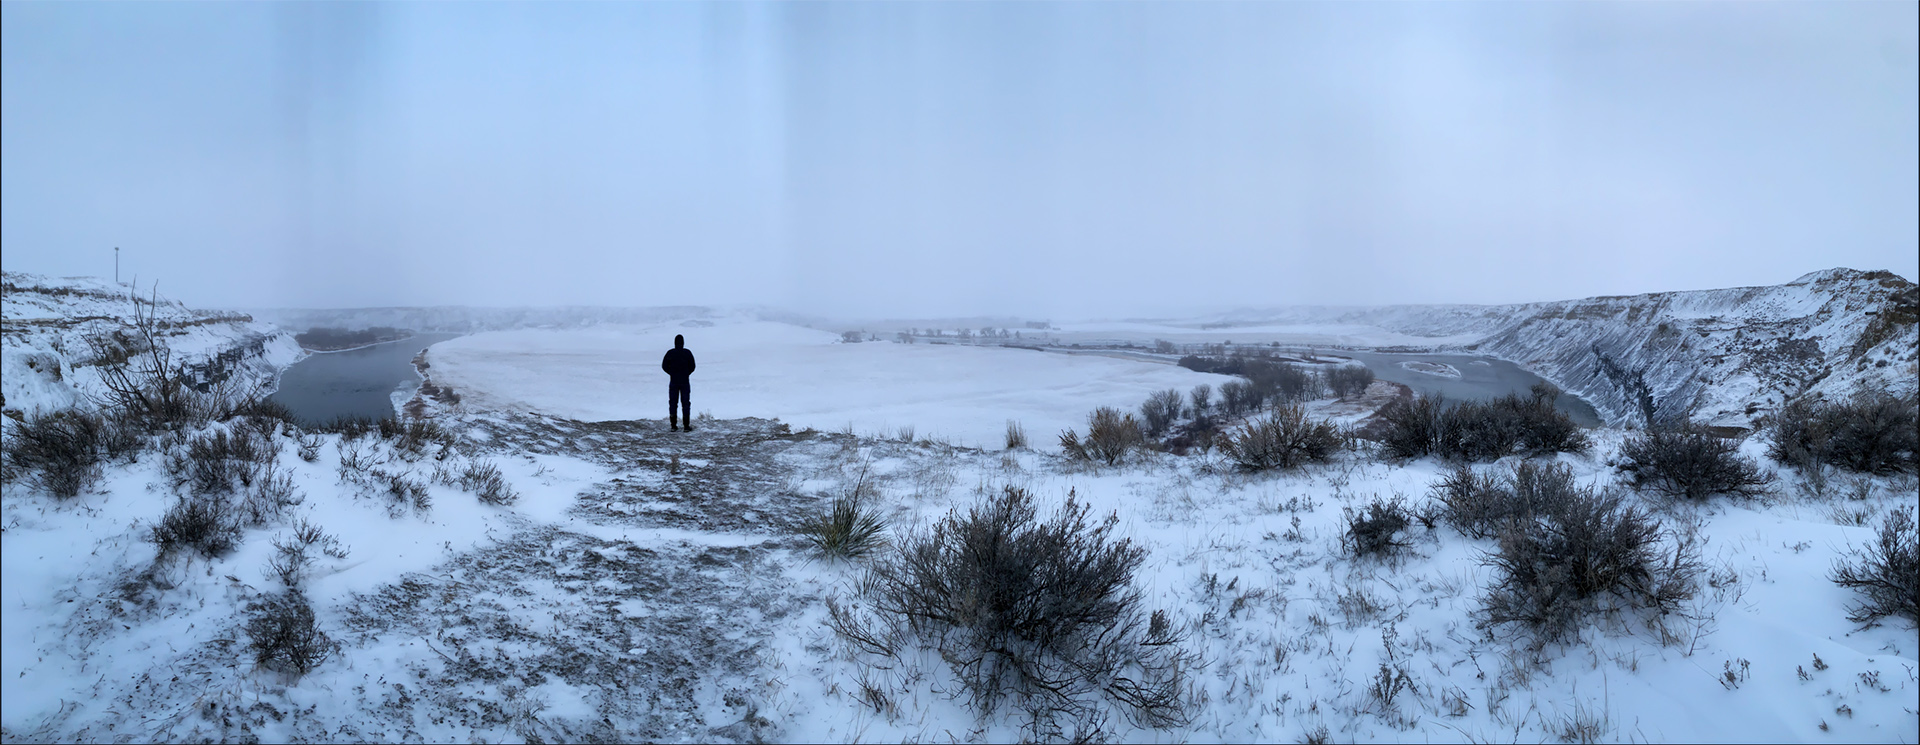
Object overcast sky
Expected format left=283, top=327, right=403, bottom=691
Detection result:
left=3, top=1, right=1915, bottom=318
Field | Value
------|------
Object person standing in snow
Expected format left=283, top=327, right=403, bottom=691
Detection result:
left=662, top=334, right=697, bottom=431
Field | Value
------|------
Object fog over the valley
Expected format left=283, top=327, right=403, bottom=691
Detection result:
left=3, top=1, right=1915, bottom=318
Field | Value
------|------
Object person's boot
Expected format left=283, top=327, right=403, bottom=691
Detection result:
left=669, top=416, right=679, bottom=432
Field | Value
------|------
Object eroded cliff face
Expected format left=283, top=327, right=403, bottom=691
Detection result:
left=1, top=272, right=302, bottom=419
left=1463, top=269, right=1918, bottom=429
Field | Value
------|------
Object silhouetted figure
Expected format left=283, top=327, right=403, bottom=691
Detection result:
left=662, top=334, right=696, bottom=431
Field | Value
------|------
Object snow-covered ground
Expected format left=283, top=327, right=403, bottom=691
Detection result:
left=4, top=270, right=1917, bottom=742
left=426, top=320, right=1243, bottom=449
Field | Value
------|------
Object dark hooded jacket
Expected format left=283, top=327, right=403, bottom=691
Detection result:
left=661, top=337, right=695, bottom=384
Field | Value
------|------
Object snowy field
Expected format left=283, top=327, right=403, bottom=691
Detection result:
left=427, top=319, right=1243, bottom=448
left=3, top=296, right=1917, bottom=743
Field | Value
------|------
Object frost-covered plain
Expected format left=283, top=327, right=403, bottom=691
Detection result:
left=427, top=320, right=1243, bottom=449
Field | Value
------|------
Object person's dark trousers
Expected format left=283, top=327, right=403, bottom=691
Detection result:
left=669, top=380, right=691, bottom=431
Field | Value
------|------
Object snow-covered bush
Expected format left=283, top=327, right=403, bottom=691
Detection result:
left=1480, top=478, right=1699, bottom=641
left=1433, top=461, right=1586, bottom=540
left=1380, top=389, right=1589, bottom=462
left=1769, top=392, right=1918, bottom=475
left=1616, top=427, right=1769, bottom=500
left=1830, top=505, right=1918, bottom=626
left=1341, top=496, right=1414, bottom=559
left=2, top=410, right=111, bottom=498
left=834, top=486, right=1192, bottom=729
left=166, top=428, right=275, bottom=496
left=1139, top=388, right=1182, bottom=437
left=1058, top=407, right=1144, bottom=466
left=1327, top=365, right=1375, bottom=400
left=1219, top=403, right=1342, bottom=471
left=245, top=591, right=336, bottom=675
left=151, top=494, right=241, bottom=559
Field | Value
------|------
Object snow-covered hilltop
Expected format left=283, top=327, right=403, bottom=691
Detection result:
left=1200, top=268, right=1918, bottom=430
left=1, top=272, right=301, bottom=419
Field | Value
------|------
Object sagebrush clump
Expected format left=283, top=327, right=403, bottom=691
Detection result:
left=1378, top=385, right=1589, bottom=461
left=1445, top=463, right=1700, bottom=641
left=245, top=591, right=336, bottom=675
left=831, top=486, right=1192, bottom=729
left=1769, top=392, right=1918, bottom=475
left=1219, top=403, right=1343, bottom=471
left=1059, top=406, right=1144, bottom=465
left=1830, top=505, right=1918, bottom=626
left=1617, top=426, right=1769, bottom=500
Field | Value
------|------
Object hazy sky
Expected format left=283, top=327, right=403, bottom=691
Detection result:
left=4, top=1, right=1916, bottom=318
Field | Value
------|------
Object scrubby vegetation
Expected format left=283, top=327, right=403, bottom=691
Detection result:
left=1830, top=505, right=1918, bottom=626
left=245, top=591, right=336, bottom=675
left=2, top=410, right=115, bottom=498
left=293, top=326, right=406, bottom=351
left=1139, top=388, right=1183, bottom=437
left=1327, top=365, right=1375, bottom=400
left=1059, top=406, right=1144, bottom=466
left=1378, top=384, right=1590, bottom=461
left=1617, top=426, right=1770, bottom=500
left=1219, top=403, right=1343, bottom=471
left=1442, top=463, right=1701, bottom=641
left=801, top=465, right=889, bottom=560
left=830, top=486, right=1192, bottom=729
left=1341, top=496, right=1414, bottom=559
left=1768, top=391, right=1918, bottom=475
left=1003, top=419, right=1028, bottom=450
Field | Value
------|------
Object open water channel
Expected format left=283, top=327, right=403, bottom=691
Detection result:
left=268, top=333, right=461, bottom=425
left=1334, top=349, right=1603, bottom=427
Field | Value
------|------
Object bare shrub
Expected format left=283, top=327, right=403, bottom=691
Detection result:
left=1140, top=389, right=1183, bottom=437
left=1219, top=403, right=1342, bottom=471
left=459, top=459, right=517, bottom=506
left=245, top=591, right=336, bottom=675
left=841, top=486, right=1192, bottom=727
left=380, top=470, right=431, bottom=514
left=151, top=495, right=241, bottom=559
left=1188, top=384, right=1212, bottom=417
left=2, top=410, right=108, bottom=498
left=83, top=286, right=207, bottom=428
left=1004, top=420, right=1028, bottom=450
left=1328, top=365, right=1376, bottom=400
left=295, top=432, right=323, bottom=462
left=1480, top=481, right=1698, bottom=641
left=1830, top=505, right=1918, bottom=626
left=1433, top=461, right=1589, bottom=540
left=1770, top=392, right=1918, bottom=475
left=1617, top=427, right=1770, bottom=500
left=392, top=419, right=452, bottom=459
left=1061, top=407, right=1143, bottom=465
left=1341, top=496, right=1413, bottom=559
left=1380, top=390, right=1588, bottom=462
left=167, top=428, right=273, bottom=496
left=1220, top=380, right=1260, bottom=418
left=237, top=460, right=303, bottom=526
left=1379, top=395, right=1447, bottom=460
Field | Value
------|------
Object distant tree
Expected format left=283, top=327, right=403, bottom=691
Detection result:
left=1140, top=389, right=1183, bottom=437
left=1328, top=366, right=1376, bottom=400
left=1154, top=339, right=1176, bottom=355
left=896, top=332, right=915, bottom=344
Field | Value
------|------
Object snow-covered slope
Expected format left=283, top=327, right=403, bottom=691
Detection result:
left=1197, top=269, right=1919, bottom=429
left=1, top=272, right=301, bottom=419
left=1463, top=269, right=1918, bottom=430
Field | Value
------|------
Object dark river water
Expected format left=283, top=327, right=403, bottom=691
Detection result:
left=268, top=334, right=461, bottom=425
left=1335, top=350, right=1603, bottom=427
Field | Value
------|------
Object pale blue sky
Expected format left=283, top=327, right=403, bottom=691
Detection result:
left=3, top=1, right=1915, bottom=317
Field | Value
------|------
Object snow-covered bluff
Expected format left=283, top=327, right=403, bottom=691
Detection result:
left=1206, top=268, right=1917, bottom=429
left=1463, top=268, right=1918, bottom=430
left=1, top=272, right=302, bottom=418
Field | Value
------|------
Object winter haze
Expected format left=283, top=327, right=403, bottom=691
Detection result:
left=3, top=1, right=1916, bottom=317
